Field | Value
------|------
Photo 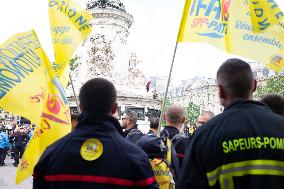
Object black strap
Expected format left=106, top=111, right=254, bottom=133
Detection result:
left=169, top=142, right=181, bottom=184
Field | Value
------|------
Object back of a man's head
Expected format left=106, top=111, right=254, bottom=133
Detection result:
left=150, top=118, right=159, bottom=129
left=261, top=94, right=284, bottom=116
left=198, top=111, right=215, bottom=126
left=79, top=78, right=117, bottom=114
left=165, top=104, right=185, bottom=126
left=217, top=58, right=254, bottom=100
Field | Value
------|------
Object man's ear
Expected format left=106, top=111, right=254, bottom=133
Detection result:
left=181, top=116, right=185, bottom=124
left=79, top=103, right=84, bottom=112
left=252, top=79, right=257, bottom=92
left=111, top=103, right=118, bottom=115
left=218, top=85, right=226, bottom=99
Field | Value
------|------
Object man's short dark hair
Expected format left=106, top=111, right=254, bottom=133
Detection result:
left=125, top=110, right=138, bottom=124
left=261, top=94, right=284, bottom=116
left=150, top=118, right=159, bottom=129
left=79, top=78, right=117, bottom=114
left=217, top=58, right=254, bottom=98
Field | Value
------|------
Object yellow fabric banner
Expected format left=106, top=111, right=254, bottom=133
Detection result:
left=178, top=0, right=284, bottom=72
left=48, top=0, right=93, bottom=84
left=249, top=0, right=284, bottom=32
left=0, top=30, right=71, bottom=183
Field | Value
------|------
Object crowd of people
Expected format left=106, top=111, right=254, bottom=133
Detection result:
left=31, top=58, right=284, bottom=189
left=1, top=58, right=284, bottom=189
left=0, top=124, right=32, bottom=167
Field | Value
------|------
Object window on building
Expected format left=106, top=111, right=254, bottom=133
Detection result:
left=147, top=108, right=160, bottom=121
left=126, top=107, right=145, bottom=120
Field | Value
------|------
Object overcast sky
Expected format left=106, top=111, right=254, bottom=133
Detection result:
left=0, top=0, right=284, bottom=80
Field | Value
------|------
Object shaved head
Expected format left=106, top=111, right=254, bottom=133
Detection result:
left=217, top=59, right=254, bottom=99
left=79, top=78, right=117, bottom=114
left=165, top=104, right=185, bottom=125
left=217, top=59, right=256, bottom=107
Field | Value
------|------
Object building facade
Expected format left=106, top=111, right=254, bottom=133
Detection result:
left=168, top=62, right=279, bottom=116
left=170, top=77, right=223, bottom=115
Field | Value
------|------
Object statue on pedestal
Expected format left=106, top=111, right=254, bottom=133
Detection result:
left=127, top=53, right=145, bottom=89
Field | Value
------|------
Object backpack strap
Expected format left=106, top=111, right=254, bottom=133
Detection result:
left=166, top=139, right=180, bottom=184
left=171, top=133, right=186, bottom=148
left=171, top=133, right=185, bottom=142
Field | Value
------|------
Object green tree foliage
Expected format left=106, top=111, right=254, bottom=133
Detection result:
left=161, top=98, right=172, bottom=126
left=255, top=75, right=284, bottom=99
left=52, top=55, right=79, bottom=72
left=62, top=55, right=79, bottom=87
left=69, top=55, right=79, bottom=71
left=185, top=102, right=200, bottom=125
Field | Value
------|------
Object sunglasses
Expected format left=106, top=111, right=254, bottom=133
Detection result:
left=122, top=117, right=131, bottom=121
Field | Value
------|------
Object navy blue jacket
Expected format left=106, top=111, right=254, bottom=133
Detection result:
left=33, top=113, right=158, bottom=189
left=10, top=131, right=28, bottom=147
left=179, top=101, right=284, bottom=189
left=124, top=124, right=144, bottom=144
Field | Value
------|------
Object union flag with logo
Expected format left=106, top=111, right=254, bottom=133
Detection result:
left=178, top=0, right=284, bottom=72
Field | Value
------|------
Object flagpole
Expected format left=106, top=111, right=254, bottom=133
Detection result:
left=157, top=42, right=178, bottom=137
left=157, top=0, right=190, bottom=137
left=69, top=73, right=80, bottom=114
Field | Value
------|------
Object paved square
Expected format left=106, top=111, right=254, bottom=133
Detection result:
left=0, top=157, right=32, bottom=189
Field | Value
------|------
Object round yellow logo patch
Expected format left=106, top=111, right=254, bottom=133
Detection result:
left=80, top=138, right=103, bottom=161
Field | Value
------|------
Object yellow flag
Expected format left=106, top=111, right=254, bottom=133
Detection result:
left=249, top=0, right=284, bottom=32
left=48, top=0, right=93, bottom=84
left=0, top=30, right=71, bottom=183
left=178, top=0, right=284, bottom=72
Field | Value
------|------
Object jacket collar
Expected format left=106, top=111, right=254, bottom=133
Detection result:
left=77, top=112, right=124, bottom=136
left=224, top=100, right=269, bottom=111
left=161, top=126, right=179, bottom=139
left=124, top=124, right=139, bottom=136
